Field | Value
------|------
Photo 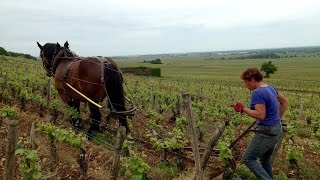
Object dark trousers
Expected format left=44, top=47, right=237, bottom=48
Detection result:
left=242, top=123, right=282, bottom=180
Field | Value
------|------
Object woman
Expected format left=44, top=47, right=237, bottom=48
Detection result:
left=233, top=67, right=288, bottom=180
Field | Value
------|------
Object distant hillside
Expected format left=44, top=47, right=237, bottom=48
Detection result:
left=0, top=46, right=37, bottom=60
left=113, top=46, right=320, bottom=60
left=206, top=46, right=320, bottom=60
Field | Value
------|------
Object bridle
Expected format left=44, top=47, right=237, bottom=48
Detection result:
left=40, top=50, right=54, bottom=77
left=41, top=46, right=75, bottom=77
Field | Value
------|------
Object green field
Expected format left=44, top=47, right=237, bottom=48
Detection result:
left=117, top=56, right=320, bottom=93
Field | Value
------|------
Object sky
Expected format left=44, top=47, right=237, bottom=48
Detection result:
left=1, top=0, right=320, bottom=57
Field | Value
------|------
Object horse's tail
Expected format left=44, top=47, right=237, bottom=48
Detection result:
left=103, top=59, right=128, bottom=128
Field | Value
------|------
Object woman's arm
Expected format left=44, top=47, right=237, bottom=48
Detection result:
left=277, top=93, right=288, bottom=119
left=242, top=104, right=266, bottom=120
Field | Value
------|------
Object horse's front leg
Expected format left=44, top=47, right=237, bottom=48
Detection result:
left=67, top=100, right=83, bottom=131
left=87, top=102, right=101, bottom=140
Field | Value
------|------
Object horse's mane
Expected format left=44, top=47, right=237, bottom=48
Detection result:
left=63, top=41, right=79, bottom=57
left=51, top=46, right=77, bottom=75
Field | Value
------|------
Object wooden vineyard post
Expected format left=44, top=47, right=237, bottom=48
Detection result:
left=111, top=126, right=126, bottom=180
left=30, top=122, right=36, bottom=149
left=201, top=123, right=226, bottom=170
left=183, top=93, right=203, bottom=180
left=50, top=138, right=59, bottom=163
left=46, top=79, right=51, bottom=107
left=150, top=85, right=155, bottom=109
left=179, top=90, right=183, bottom=113
left=2, top=75, right=8, bottom=90
left=78, top=148, right=88, bottom=180
left=299, top=102, right=304, bottom=120
left=4, top=120, right=19, bottom=180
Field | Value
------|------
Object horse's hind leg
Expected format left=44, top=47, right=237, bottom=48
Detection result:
left=87, top=103, right=101, bottom=140
left=68, top=100, right=83, bottom=131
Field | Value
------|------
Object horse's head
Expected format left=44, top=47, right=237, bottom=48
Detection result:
left=53, top=41, right=77, bottom=58
left=37, top=42, right=60, bottom=77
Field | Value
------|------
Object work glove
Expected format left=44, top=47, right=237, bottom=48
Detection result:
left=233, top=102, right=244, bottom=113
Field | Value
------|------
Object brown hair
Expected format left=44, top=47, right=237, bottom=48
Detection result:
left=241, top=68, right=263, bottom=82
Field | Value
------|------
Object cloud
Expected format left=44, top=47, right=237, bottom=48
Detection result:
left=1, top=0, right=320, bottom=56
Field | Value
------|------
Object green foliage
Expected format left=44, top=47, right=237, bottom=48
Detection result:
left=19, top=88, right=34, bottom=102
left=15, top=148, right=42, bottom=179
left=33, top=94, right=45, bottom=106
left=307, top=140, right=320, bottom=151
left=51, top=99, right=62, bottom=110
left=0, top=55, right=8, bottom=61
left=175, top=116, right=188, bottom=128
left=151, top=68, right=161, bottom=77
left=151, top=161, right=179, bottom=179
left=123, top=155, right=150, bottom=180
left=0, top=47, right=8, bottom=56
left=146, top=109, right=163, bottom=128
left=91, top=132, right=115, bottom=146
left=37, top=122, right=86, bottom=149
left=164, top=128, right=188, bottom=150
left=274, top=171, right=290, bottom=180
left=217, top=127, right=235, bottom=166
left=286, top=122, right=297, bottom=139
left=121, top=140, right=134, bottom=156
left=148, top=135, right=165, bottom=151
left=65, top=106, right=81, bottom=120
left=147, top=107, right=187, bottom=151
left=230, top=113, right=252, bottom=127
left=0, top=105, right=18, bottom=120
left=0, top=47, right=36, bottom=60
left=143, top=58, right=162, bottom=64
left=314, top=128, right=320, bottom=139
left=7, top=51, right=37, bottom=60
left=0, top=89, right=11, bottom=101
left=285, top=145, right=303, bottom=161
left=121, top=139, right=151, bottom=179
left=261, top=61, right=278, bottom=78
left=235, top=164, right=255, bottom=179
left=217, top=141, right=232, bottom=166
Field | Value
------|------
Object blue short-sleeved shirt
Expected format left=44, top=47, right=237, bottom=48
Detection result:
left=250, top=85, right=280, bottom=126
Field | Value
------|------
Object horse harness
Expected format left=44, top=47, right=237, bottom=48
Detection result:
left=98, top=56, right=117, bottom=112
left=59, top=56, right=116, bottom=110
left=49, top=50, right=135, bottom=116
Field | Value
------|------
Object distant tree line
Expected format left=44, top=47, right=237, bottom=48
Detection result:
left=0, top=46, right=37, bottom=60
left=204, top=46, right=320, bottom=60
left=237, top=52, right=280, bottom=59
left=143, top=58, right=162, bottom=64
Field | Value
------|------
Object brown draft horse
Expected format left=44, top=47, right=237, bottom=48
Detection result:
left=37, top=41, right=131, bottom=139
